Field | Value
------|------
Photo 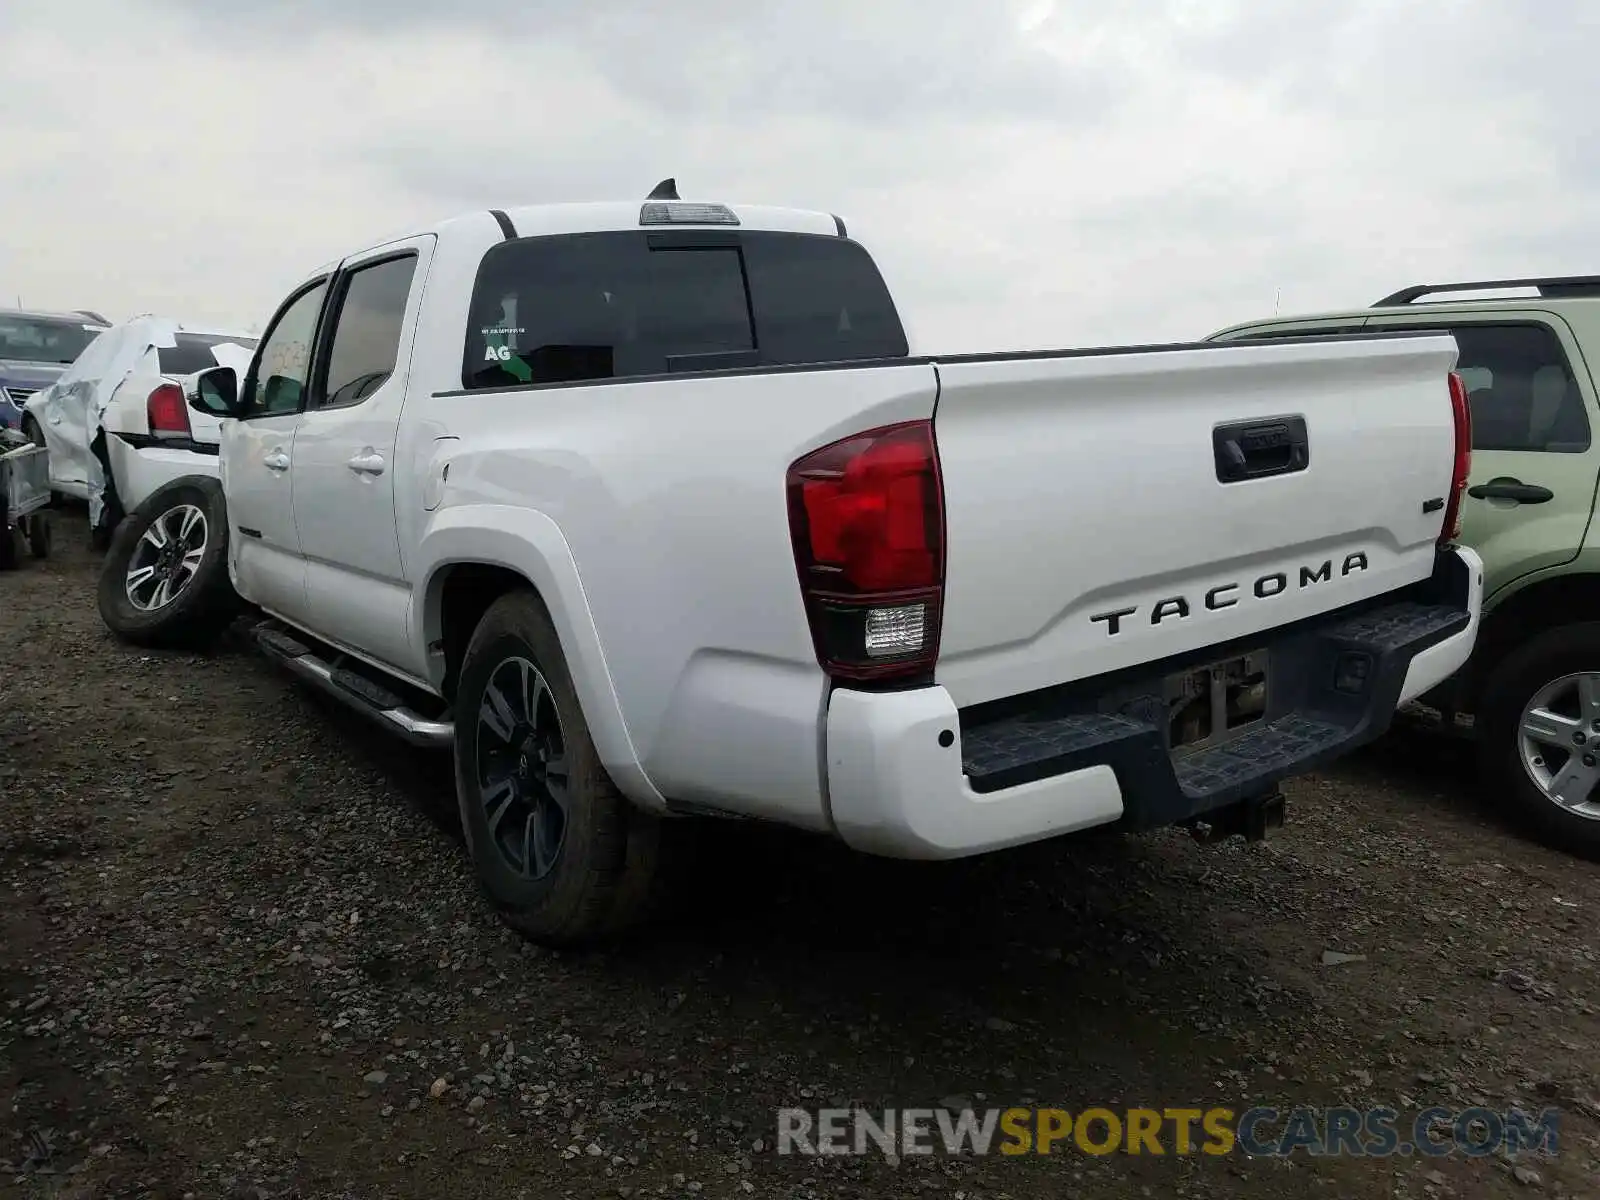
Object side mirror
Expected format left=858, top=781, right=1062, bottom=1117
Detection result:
left=189, top=366, right=239, bottom=419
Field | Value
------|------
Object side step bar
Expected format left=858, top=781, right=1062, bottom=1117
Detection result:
left=251, top=623, right=454, bottom=749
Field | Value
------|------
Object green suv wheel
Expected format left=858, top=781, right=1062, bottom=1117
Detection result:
left=1477, top=622, right=1600, bottom=859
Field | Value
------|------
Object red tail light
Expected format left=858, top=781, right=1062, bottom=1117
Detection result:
left=786, top=420, right=945, bottom=683
left=1439, top=370, right=1473, bottom=545
left=147, top=383, right=190, bottom=438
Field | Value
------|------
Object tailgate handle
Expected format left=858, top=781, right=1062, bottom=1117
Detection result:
left=1213, top=415, right=1309, bottom=483
left=1468, top=478, right=1553, bottom=504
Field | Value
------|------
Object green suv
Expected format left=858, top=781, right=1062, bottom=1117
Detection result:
left=1209, top=275, right=1600, bottom=857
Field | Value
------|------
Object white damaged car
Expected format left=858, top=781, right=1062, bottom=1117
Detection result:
left=25, top=317, right=255, bottom=547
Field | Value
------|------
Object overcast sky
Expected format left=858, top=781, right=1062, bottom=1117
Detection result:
left=0, top=0, right=1592, bottom=351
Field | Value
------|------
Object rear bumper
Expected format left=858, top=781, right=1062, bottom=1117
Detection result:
left=106, top=433, right=219, bottom=517
left=825, top=546, right=1482, bottom=858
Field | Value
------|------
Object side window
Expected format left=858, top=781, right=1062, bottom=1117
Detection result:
left=317, top=255, right=418, bottom=409
left=157, top=334, right=259, bottom=378
left=243, top=281, right=328, bottom=418
left=1449, top=323, right=1591, bottom=453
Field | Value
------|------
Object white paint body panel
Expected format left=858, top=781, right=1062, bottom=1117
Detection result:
left=1399, top=544, right=1484, bottom=705
left=291, top=235, right=437, bottom=669
left=825, top=684, right=1126, bottom=857
left=28, top=318, right=249, bottom=519
left=102, top=434, right=217, bottom=512
left=223, top=413, right=306, bottom=618
left=933, top=335, right=1464, bottom=705
left=210, top=200, right=1480, bottom=851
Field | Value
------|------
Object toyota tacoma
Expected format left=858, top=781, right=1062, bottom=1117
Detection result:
left=96, top=183, right=1485, bottom=944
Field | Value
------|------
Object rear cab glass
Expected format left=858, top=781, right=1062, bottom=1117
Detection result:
left=158, top=333, right=259, bottom=378
left=461, top=230, right=908, bottom=390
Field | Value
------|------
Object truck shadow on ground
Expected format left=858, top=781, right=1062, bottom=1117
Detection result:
left=293, top=679, right=1301, bottom=1034
left=293, top=676, right=1503, bottom=979
left=161, top=657, right=1600, bottom=1200
left=1331, top=713, right=1522, bottom=836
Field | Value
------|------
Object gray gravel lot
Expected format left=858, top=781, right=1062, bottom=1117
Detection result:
left=2, top=516, right=1598, bottom=1199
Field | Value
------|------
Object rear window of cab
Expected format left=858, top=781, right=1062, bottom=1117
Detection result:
left=461, top=230, right=908, bottom=390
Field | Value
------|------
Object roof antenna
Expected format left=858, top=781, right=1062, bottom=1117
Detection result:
left=646, top=178, right=680, bottom=201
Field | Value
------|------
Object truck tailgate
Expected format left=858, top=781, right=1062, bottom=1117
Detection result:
left=931, top=333, right=1461, bottom=708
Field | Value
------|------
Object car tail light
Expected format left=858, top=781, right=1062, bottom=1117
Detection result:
left=147, top=382, right=190, bottom=439
left=1438, top=370, right=1473, bottom=545
left=786, top=420, right=945, bottom=683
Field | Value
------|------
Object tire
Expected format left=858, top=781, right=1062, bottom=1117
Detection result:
left=1476, top=621, right=1600, bottom=859
left=86, top=431, right=125, bottom=551
left=96, top=476, right=240, bottom=650
left=0, top=526, right=15, bottom=572
left=453, top=589, right=672, bottom=946
left=26, top=514, right=50, bottom=560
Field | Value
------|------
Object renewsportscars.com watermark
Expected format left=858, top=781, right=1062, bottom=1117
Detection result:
left=776, top=1105, right=1562, bottom=1160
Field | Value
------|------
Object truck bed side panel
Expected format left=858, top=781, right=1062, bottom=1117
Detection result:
left=414, top=362, right=940, bottom=826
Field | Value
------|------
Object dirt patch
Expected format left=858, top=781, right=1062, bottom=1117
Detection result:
left=2, top=516, right=1597, bottom=1198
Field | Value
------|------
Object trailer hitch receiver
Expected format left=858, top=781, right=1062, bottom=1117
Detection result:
left=1187, top=788, right=1287, bottom=844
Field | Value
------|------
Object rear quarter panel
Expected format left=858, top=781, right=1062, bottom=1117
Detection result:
left=408, top=362, right=941, bottom=825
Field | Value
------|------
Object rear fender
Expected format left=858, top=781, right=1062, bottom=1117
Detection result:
left=414, top=504, right=666, bottom=812
left=130, top=472, right=225, bottom=515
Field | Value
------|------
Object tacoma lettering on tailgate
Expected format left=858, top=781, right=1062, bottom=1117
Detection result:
left=1089, top=552, right=1370, bottom=637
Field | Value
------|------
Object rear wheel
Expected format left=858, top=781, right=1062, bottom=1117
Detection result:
left=1477, top=622, right=1600, bottom=859
left=453, top=589, right=673, bottom=946
left=25, top=513, right=50, bottom=560
left=96, top=477, right=239, bottom=650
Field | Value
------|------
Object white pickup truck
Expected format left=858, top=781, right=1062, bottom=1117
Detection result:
left=96, top=184, right=1484, bottom=945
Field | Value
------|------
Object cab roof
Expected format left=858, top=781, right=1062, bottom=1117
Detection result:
left=293, top=186, right=853, bottom=295
left=444, top=199, right=842, bottom=242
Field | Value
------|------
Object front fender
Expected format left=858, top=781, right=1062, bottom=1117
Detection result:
left=413, top=504, right=667, bottom=813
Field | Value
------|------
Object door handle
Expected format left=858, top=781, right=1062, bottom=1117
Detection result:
left=346, top=451, right=386, bottom=476
left=1212, top=416, right=1310, bottom=483
left=1467, top=478, right=1553, bottom=504
left=263, top=450, right=290, bottom=472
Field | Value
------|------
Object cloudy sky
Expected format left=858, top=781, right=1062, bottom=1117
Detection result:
left=0, top=0, right=1591, bottom=352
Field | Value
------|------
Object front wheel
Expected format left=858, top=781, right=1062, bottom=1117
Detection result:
left=453, top=589, right=673, bottom=946
left=96, top=477, right=240, bottom=650
left=1476, top=622, right=1600, bottom=859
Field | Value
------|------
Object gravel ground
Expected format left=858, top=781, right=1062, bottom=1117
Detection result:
left=3, top=515, right=1598, bottom=1200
